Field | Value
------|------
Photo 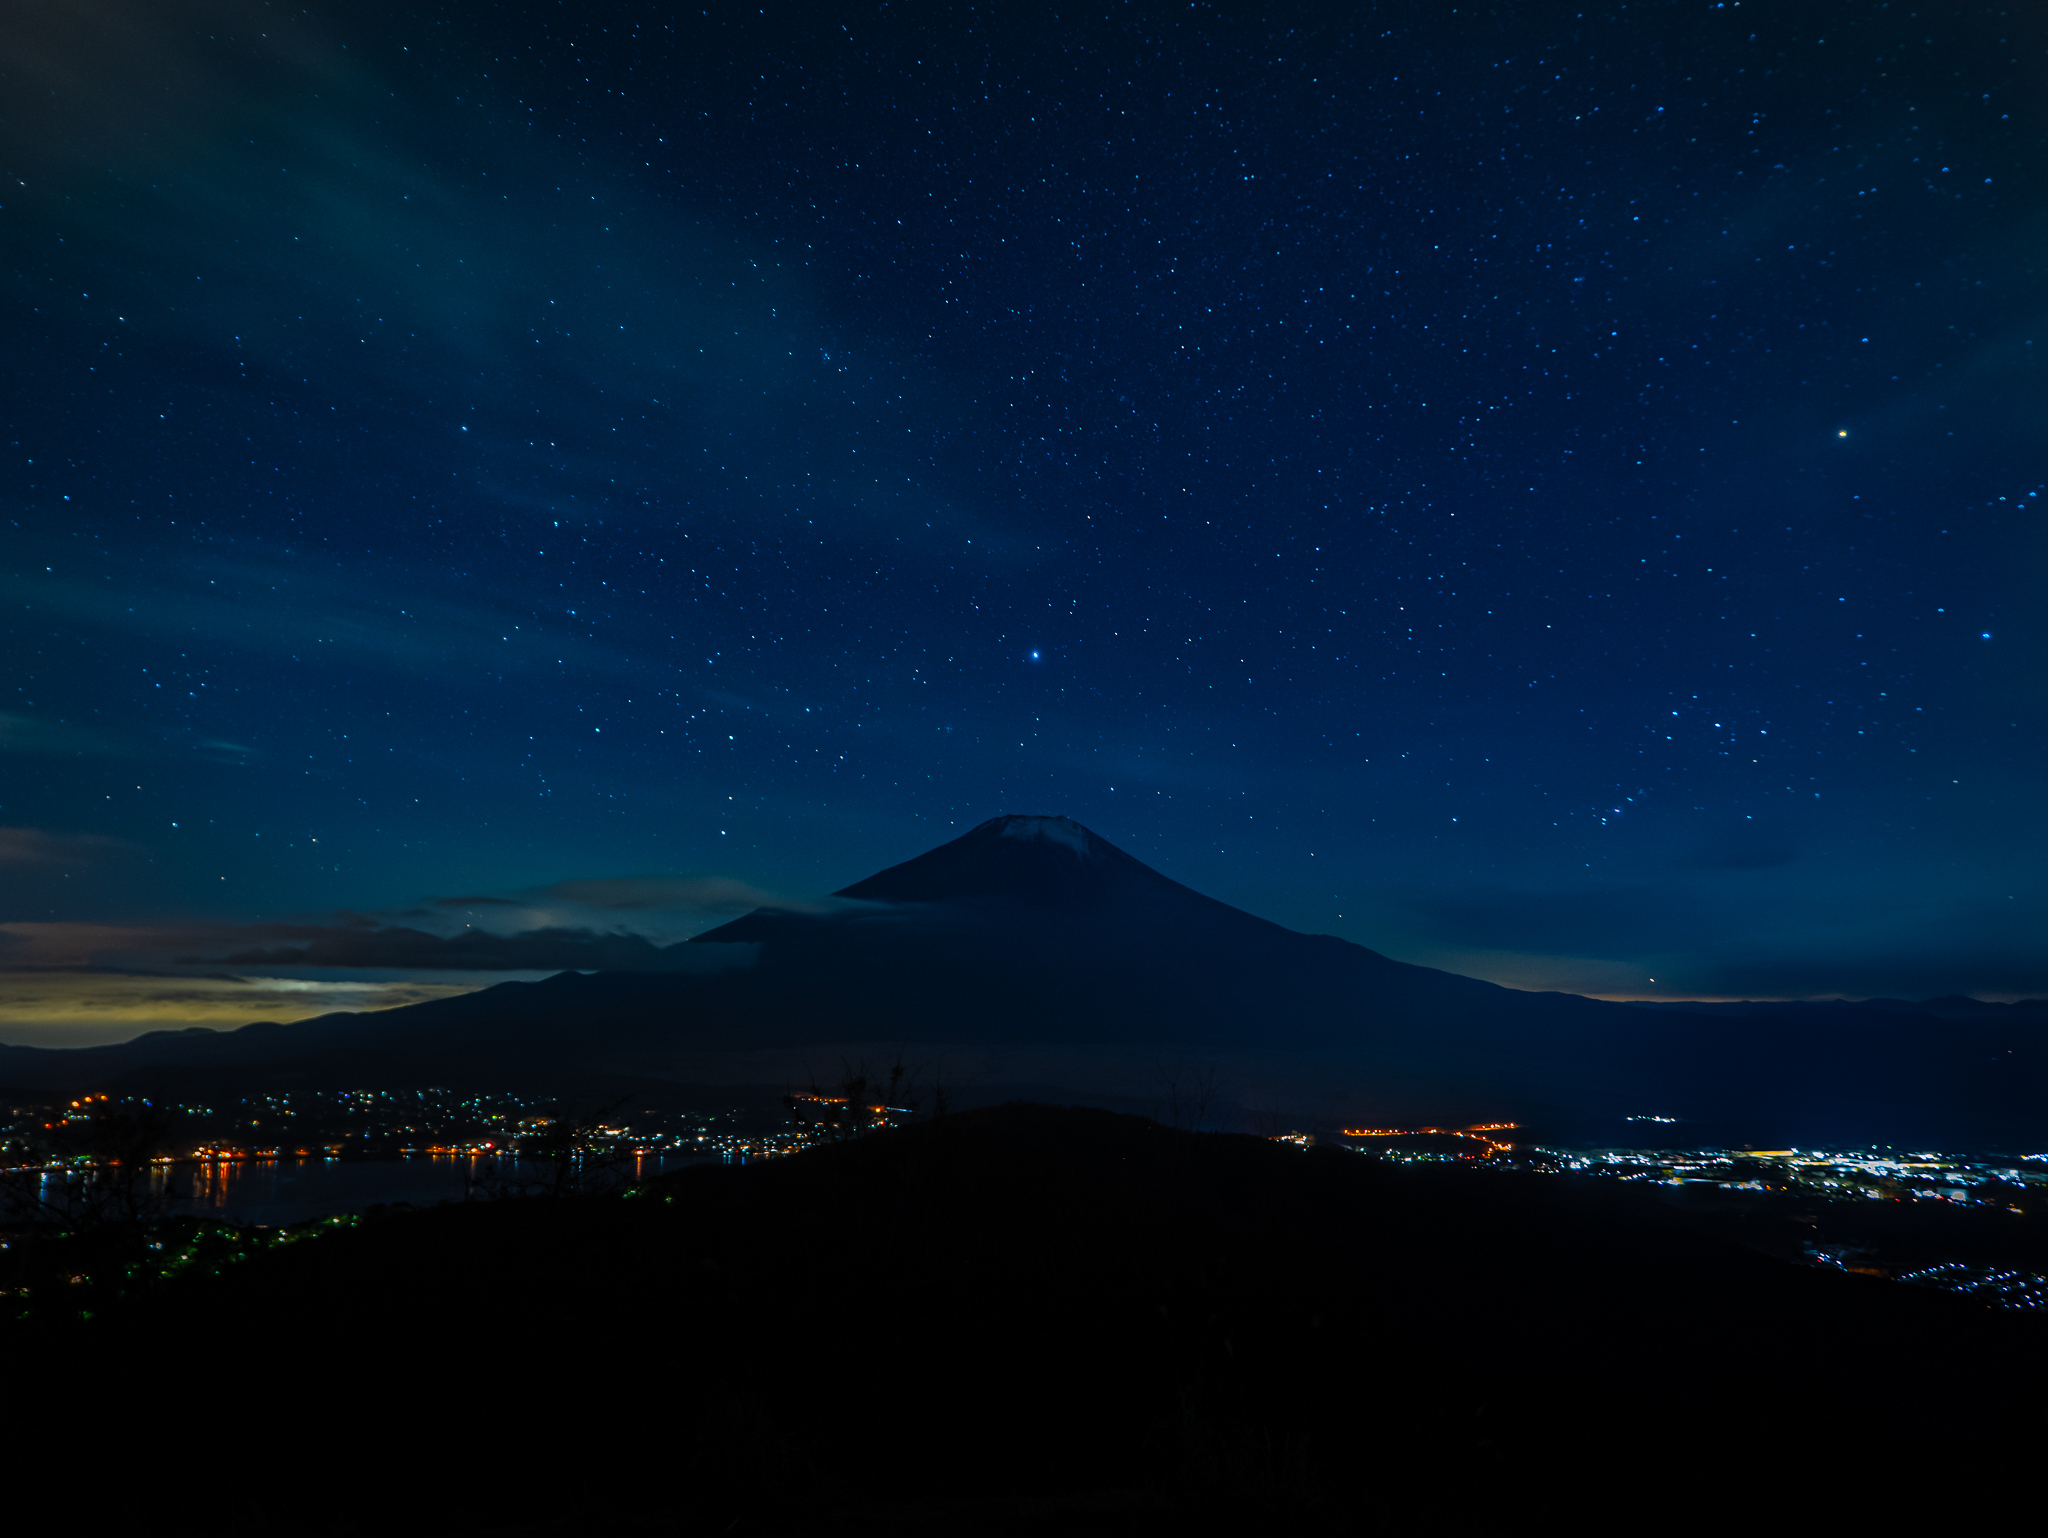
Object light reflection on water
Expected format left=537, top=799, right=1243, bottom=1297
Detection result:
left=132, top=1152, right=712, bottom=1227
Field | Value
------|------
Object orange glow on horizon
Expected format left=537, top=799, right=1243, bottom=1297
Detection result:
left=1339, top=1122, right=1520, bottom=1156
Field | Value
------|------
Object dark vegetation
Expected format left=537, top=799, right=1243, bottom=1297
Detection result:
left=5, top=1104, right=2043, bottom=1534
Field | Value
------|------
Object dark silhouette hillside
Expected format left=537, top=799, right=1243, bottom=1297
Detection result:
left=6, top=1105, right=2040, bottom=1533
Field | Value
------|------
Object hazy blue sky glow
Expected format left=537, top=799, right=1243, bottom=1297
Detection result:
left=4, top=0, right=2042, bottom=1043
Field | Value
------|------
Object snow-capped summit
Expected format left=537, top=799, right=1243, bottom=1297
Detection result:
left=827, top=813, right=1220, bottom=911
left=995, top=814, right=1097, bottom=856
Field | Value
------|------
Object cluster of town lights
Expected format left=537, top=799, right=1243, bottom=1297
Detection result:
left=1339, top=1123, right=1521, bottom=1156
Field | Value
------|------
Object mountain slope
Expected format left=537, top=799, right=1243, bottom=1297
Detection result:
left=2, top=816, right=2041, bottom=1142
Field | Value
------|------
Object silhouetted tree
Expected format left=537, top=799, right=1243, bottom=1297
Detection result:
left=1159, top=1061, right=1227, bottom=1132
left=783, top=1051, right=933, bottom=1141
left=0, top=1097, right=185, bottom=1233
left=464, top=1098, right=635, bottom=1199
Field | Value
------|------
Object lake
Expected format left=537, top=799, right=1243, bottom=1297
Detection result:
left=133, top=1152, right=717, bottom=1227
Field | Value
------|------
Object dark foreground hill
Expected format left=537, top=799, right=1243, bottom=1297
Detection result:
left=6, top=1105, right=2041, bottom=1534
left=5, top=816, right=2043, bottom=1143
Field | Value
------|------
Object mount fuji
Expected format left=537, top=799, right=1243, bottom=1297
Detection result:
left=3, top=815, right=2040, bottom=1143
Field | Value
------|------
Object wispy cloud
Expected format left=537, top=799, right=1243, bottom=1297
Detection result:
left=0, top=970, right=495, bottom=1049
left=0, top=891, right=760, bottom=1048
left=0, top=861, right=781, bottom=978
left=2, top=0, right=1041, bottom=567
left=197, top=924, right=755, bottom=973
left=0, top=558, right=646, bottom=696
left=1387, top=874, right=2048, bottom=1002
left=537, top=876, right=782, bottom=913
left=0, top=827, right=138, bottom=866
left=408, top=872, right=830, bottom=940
left=0, top=712, right=122, bottom=758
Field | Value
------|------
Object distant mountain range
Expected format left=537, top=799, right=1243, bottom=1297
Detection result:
left=4, top=815, right=2042, bottom=1144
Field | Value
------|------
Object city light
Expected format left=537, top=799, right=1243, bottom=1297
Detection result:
left=1339, top=1123, right=1521, bottom=1156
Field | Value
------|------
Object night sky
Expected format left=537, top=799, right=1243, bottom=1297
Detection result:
left=4, top=0, right=2043, bottom=1045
